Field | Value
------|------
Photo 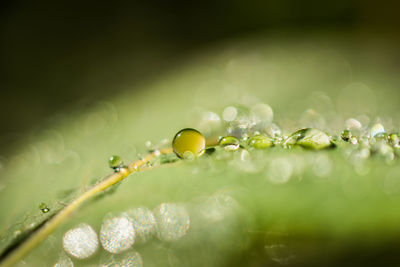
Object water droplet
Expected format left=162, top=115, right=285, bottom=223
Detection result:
left=349, top=136, right=358, bottom=145
left=39, top=203, right=50, bottom=213
left=123, top=207, right=156, bottom=243
left=224, top=106, right=257, bottom=138
left=154, top=203, right=190, bottom=242
left=100, top=215, right=135, bottom=254
left=265, top=123, right=282, bottom=138
left=63, top=223, right=98, bottom=259
left=341, top=129, right=351, bottom=141
left=219, top=136, right=240, bottom=151
left=109, top=155, right=123, bottom=172
left=370, top=123, right=385, bottom=138
left=100, top=250, right=143, bottom=267
left=345, top=118, right=362, bottom=130
left=388, top=133, right=399, bottom=147
left=283, top=128, right=333, bottom=150
left=172, top=128, right=205, bottom=159
left=247, top=135, right=273, bottom=149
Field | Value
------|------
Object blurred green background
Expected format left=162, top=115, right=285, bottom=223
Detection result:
left=1, top=0, right=400, bottom=155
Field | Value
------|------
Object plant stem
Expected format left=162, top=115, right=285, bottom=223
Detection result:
left=0, top=148, right=173, bottom=267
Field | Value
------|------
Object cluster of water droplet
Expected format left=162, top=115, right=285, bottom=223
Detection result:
left=58, top=203, right=190, bottom=266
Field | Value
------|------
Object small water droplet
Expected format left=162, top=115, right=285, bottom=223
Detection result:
left=108, top=155, right=123, bottom=172
left=370, top=123, right=385, bottom=138
left=345, top=118, right=362, bottom=130
left=283, top=128, right=333, bottom=150
left=265, top=123, right=282, bottom=138
left=219, top=136, right=240, bottom=151
left=247, top=135, right=273, bottom=149
left=341, top=129, right=351, bottom=141
left=39, top=203, right=50, bottom=213
left=388, top=133, right=400, bottom=147
left=349, top=136, right=358, bottom=145
left=172, top=128, right=205, bottom=159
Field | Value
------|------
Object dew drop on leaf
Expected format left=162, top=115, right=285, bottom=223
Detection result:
left=247, top=135, right=273, bottom=149
left=388, top=133, right=400, bottom=147
left=370, top=123, right=385, bottom=138
left=108, top=155, right=123, bottom=171
left=341, top=129, right=351, bottom=141
left=219, top=136, right=240, bottom=151
left=283, top=128, right=333, bottom=150
left=172, top=128, right=205, bottom=159
left=39, top=203, right=50, bottom=213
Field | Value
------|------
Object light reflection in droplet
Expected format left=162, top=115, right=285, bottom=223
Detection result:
left=123, top=207, right=156, bottom=243
left=63, top=223, right=98, bottom=259
left=100, top=216, right=135, bottom=254
left=154, top=203, right=190, bottom=242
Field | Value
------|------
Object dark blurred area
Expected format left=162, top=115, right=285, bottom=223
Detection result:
left=1, top=0, right=399, bottom=155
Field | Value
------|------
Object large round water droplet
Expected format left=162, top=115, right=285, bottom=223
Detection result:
left=63, top=224, right=99, bottom=259
left=154, top=203, right=190, bottom=242
left=283, top=128, right=333, bottom=150
left=100, top=215, right=135, bottom=254
left=172, top=128, right=205, bottom=159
